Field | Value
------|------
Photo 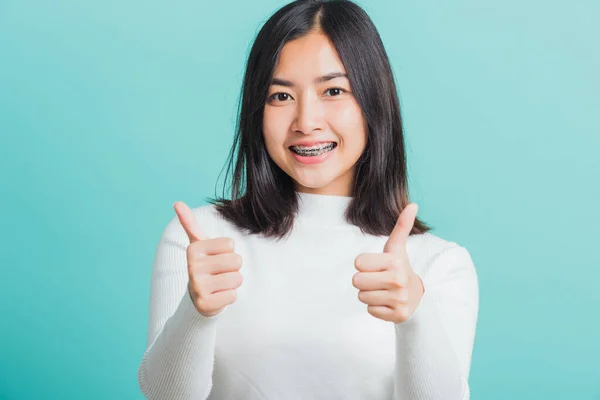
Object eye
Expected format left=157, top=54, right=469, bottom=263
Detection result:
left=268, top=92, right=292, bottom=102
left=325, top=87, right=347, bottom=97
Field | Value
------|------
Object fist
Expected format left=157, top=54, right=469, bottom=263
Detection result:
left=352, top=203, right=424, bottom=323
left=173, top=201, right=243, bottom=317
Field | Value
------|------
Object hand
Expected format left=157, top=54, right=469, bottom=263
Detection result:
left=352, top=203, right=424, bottom=323
left=173, top=201, right=243, bottom=317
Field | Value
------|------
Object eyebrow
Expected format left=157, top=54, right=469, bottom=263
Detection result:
left=270, top=72, right=348, bottom=87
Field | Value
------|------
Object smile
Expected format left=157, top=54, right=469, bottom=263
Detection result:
left=288, top=143, right=337, bottom=165
left=289, top=142, right=337, bottom=156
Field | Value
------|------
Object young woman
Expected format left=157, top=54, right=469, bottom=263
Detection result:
left=138, top=1, right=479, bottom=399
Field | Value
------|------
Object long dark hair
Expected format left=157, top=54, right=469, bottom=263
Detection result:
left=207, top=0, right=431, bottom=240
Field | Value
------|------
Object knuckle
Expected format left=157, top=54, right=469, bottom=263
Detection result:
left=395, top=271, right=408, bottom=286
left=188, top=258, right=204, bottom=274
left=188, top=284, right=198, bottom=298
left=397, top=289, right=408, bottom=303
left=234, top=272, right=243, bottom=287
left=191, top=276, right=209, bottom=296
left=352, top=273, right=360, bottom=287
left=190, top=282, right=203, bottom=298
left=232, top=253, right=243, bottom=268
left=188, top=270, right=199, bottom=284
left=354, top=255, right=362, bottom=269
left=397, top=305, right=410, bottom=320
left=195, top=296, right=207, bottom=310
left=393, top=293, right=404, bottom=306
left=186, top=244, right=197, bottom=261
left=223, top=237, right=235, bottom=252
left=389, top=275, right=402, bottom=289
left=367, top=306, right=376, bottom=317
left=187, top=242, right=206, bottom=262
left=390, top=257, right=402, bottom=269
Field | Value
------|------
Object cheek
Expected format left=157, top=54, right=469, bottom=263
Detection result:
left=329, top=101, right=367, bottom=149
left=262, top=108, right=287, bottom=150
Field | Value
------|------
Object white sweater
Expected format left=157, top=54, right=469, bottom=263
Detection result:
left=138, top=192, right=479, bottom=400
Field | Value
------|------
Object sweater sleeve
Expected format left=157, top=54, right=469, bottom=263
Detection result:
left=137, top=209, right=225, bottom=400
left=393, top=245, right=479, bottom=400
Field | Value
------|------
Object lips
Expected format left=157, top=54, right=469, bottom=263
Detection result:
left=289, top=142, right=337, bottom=164
left=290, top=142, right=335, bottom=153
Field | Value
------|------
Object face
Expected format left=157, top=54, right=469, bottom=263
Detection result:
left=262, top=31, right=368, bottom=197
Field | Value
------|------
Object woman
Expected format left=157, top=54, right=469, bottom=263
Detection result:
left=138, top=1, right=479, bottom=399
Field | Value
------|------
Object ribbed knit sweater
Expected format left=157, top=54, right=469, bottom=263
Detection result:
left=138, top=192, right=479, bottom=399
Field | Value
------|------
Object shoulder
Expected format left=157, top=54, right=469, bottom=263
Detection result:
left=409, top=232, right=477, bottom=285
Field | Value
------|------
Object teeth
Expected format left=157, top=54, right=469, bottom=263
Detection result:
left=291, top=142, right=335, bottom=156
left=291, top=143, right=335, bottom=151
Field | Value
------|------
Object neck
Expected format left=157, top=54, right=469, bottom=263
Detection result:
left=295, top=191, right=353, bottom=226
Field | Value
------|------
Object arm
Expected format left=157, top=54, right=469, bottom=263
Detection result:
left=137, top=213, right=222, bottom=400
left=393, top=245, right=479, bottom=400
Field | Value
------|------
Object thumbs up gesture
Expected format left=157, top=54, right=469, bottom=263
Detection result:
left=173, top=201, right=243, bottom=317
left=352, top=203, right=424, bottom=323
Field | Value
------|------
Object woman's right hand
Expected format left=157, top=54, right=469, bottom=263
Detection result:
left=173, top=201, right=243, bottom=317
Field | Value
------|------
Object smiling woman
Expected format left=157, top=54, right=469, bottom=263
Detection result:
left=208, top=0, right=432, bottom=240
left=138, top=1, right=479, bottom=399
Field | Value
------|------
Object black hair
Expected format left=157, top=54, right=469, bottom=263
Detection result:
left=207, top=0, right=432, bottom=240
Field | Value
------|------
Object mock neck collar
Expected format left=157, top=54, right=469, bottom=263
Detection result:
left=295, top=192, right=353, bottom=226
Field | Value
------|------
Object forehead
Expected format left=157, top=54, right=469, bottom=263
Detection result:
left=273, top=32, right=347, bottom=79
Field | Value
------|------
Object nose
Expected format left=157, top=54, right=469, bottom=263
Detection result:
left=292, top=92, right=325, bottom=135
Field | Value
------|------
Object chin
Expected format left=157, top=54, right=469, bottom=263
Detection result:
left=296, top=182, right=330, bottom=191
left=292, top=172, right=332, bottom=186
left=293, top=177, right=337, bottom=192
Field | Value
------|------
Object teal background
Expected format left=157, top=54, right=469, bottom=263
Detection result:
left=1, top=0, right=599, bottom=399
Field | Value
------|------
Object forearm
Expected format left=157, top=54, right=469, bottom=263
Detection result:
left=138, top=291, right=220, bottom=400
left=393, top=289, right=468, bottom=400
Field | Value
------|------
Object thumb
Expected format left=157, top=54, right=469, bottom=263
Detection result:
left=383, top=203, right=418, bottom=254
left=173, top=201, right=207, bottom=243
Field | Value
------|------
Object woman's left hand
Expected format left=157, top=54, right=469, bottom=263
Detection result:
left=352, top=203, right=425, bottom=323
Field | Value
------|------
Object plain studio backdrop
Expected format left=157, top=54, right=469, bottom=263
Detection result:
left=1, top=0, right=599, bottom=399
